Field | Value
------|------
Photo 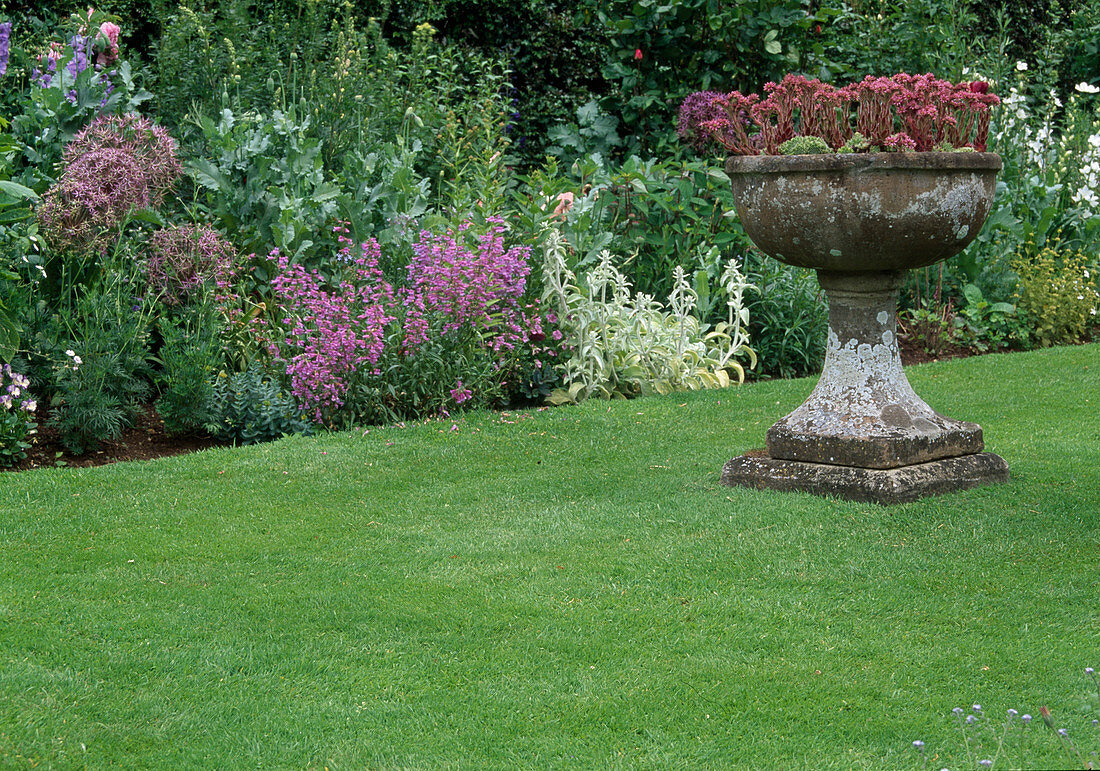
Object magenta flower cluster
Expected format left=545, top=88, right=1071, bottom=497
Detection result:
left=405, top=220, right=534, bottom=355
left=36, top=112, right=180, bottom=253
left=146, top=225, right=235, bottom=305
left=265, top=220, right=558, bottom=424
left=268, top=236, right=396, bottom=422
left=679, top=73, right=1001, bottom=155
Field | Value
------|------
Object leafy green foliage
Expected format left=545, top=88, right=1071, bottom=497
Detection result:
left=49, top=282, right=155, bottom=454
left=6, top=10, right=152, bottom=183
left=953, top=283, right=1023, bottom=352
left=586, top=0, right=840, bottom=157
left=204, top=363, right=312, bottom=445
left=512, top=154, right=752, bottom=303
left=154, top=307, right=222, bottom=435
left=540, top=229, right=754, bottom=403
left=1014, top=244, right=1100, bottom=347
left=742, top=254, right=827, bottom=379
left=821, top=0, right=984, bottom=82
left=899, top=303, right=958, bottom=358
left=188, top=105, right=340, bottom=270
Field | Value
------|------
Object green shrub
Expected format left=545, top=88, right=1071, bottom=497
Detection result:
left=204, top=363, right=312, bottom=445
left=1014, top=245, right=1100, bottom=347
left=512, top=154, right=752, bottom=304
left=742, top=255, right=827, bottom=379
left=953, top=282, right=1024, bottom=352
left=5, top=8, right=153, bottom=184
left=154, top=307, right=222, bottom=435
left=584, top=0, right=839, bottom=158
left=187, top=104, right=341, bottom=271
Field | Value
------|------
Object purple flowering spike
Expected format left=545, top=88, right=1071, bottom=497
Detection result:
left=0, top=21, right=11, bottom=76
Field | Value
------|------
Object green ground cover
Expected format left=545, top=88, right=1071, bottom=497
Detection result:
left=1, top=344, right=1098, bottom=768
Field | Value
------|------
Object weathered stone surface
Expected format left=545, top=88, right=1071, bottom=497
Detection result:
left=723, top=152, right=1002, bottom=273
left=720, top=451, right=1010, bottom=505
left=718, top=153, right=1008, bottom=502
left=765, top=270, right=984, bottom=469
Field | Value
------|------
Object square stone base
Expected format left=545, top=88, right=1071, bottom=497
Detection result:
left=721, top=451, right=1009, bottom=505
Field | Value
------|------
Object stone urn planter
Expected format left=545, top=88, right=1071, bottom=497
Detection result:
left=720, top=152, right=1009, bottom=504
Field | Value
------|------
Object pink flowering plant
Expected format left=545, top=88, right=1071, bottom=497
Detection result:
left=264, top=219, right=562, bottom=427
left=678, top=73, right=1000, bottom=156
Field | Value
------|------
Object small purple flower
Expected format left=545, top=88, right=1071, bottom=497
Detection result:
left=979, top=761, right=992, bottom=768
left=966, top=715, right=977, bottom=725
left=973, top=704, right=982, bottom=712
left=953, top=707, right=964, bottom=716
left=1007, top=709, right=1018, bottom=718
left=1022, top=714, right=1032, bottom=724
left=1087, top=667, right=1095, bottom=675
left=1059, top=728, right=1069, bottom=738
left=0, top=21, right=12, bottom=76
left=912, top=740, right=925, bottom=750
left=66, top=34, right=89, bottom=80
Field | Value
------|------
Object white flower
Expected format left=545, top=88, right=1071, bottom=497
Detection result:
left=73, top=355, right=82, bottom=366
left=1016, top=61, right=1028, bottom=72
left=65, top=349, right=76, bottom=357
left=1076, top=82, right=1100, bottom=94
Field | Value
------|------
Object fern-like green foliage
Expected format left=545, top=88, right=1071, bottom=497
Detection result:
left=540, top=228, right=756, bottom=404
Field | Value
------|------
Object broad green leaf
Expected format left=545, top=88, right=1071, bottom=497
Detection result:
left=0, top=180, right=39, bottom=201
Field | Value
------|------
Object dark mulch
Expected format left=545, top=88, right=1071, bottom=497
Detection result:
left=897, top=335, right=982, bottom=366
left=0, top=334, right=998, bottom=474
left=6, top=405, right=229, bottom=473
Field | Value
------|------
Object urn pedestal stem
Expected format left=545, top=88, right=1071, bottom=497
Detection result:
left=764, top=270, right=983, bottom=470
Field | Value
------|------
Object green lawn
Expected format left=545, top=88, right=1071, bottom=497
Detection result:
left=1, top=344, right=1097, bottom=768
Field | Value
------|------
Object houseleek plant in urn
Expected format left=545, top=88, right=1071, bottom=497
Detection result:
left=679, top=73, right=1009, bottom=504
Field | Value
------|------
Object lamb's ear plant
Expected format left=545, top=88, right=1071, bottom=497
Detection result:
left=539, top=227, right=755, bottom=404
